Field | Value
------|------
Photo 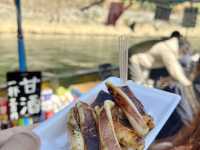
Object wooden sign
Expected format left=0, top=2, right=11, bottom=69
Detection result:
left=7, top=71, right=41, bottom=121
left=182, top=7, right=198, bottom=28
left=155, top=4, right=172, bottom=21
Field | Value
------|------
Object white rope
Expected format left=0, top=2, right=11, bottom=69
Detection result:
left=119, top=35, right=128, bottom=83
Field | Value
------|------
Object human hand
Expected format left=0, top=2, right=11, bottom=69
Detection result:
left=0, top=126, right=40, bottom=150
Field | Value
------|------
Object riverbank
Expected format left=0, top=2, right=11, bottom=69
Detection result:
left=1, top=20, right=199, bottom=38
left=0, top=1, right=199, bottom=37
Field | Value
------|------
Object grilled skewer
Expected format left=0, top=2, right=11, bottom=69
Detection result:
left=114, top=120, right=144, bottom=150
left=68, top=102, right=100, bottom=150
left=106, top=82, right=152, bottom=136
left=68, top=109, right=85, bottom=150
left=120, top=86, right=154, bottom=130
left=76, top=102, right=100, bottom=150
left=98, top=100, right=122, bottom=150
left=68, top=82, right=155, bottom=150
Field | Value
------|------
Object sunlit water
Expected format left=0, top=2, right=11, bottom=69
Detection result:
left=0, top=34, right=199, bottom=84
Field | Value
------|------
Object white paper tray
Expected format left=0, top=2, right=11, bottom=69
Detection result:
left=33, top=77, right=181, bottom=150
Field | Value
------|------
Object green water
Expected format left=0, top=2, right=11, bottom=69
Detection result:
left=0, top=34, right=118, bottom=84
left=0, top=34, right=199, bottom=84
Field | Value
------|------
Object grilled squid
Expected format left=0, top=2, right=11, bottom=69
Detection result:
left=98, top=100, right=122, bottom=150
left=68, top=109, right=84, bottom=150
left=68, top=102, right=100, bottom=150
left=106, top=82, right=153, bottom=136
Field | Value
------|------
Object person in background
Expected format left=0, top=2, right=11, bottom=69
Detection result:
left=81, top=0, right=132, bottom=26
left=129, top=31, right=192, bottom=86
left=105, top=0, right=132, bottom=25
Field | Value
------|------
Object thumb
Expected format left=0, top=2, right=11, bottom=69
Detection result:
left=0, top=129, right=40, bottom=150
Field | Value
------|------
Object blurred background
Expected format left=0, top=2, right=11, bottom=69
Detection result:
left=0, top=0, right=200, bottom=84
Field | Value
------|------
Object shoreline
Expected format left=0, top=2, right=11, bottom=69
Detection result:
left=0, top=1, right=199, bottom=38
left=1, top=0, right=199, bottom=37
left=0, top=22, right=199, bottom=38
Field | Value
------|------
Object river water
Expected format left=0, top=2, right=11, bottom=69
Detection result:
left=0, top=34, right=199, bottom=84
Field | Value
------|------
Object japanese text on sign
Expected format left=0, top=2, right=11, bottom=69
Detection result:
left=7, top=72, right=41, bottom=120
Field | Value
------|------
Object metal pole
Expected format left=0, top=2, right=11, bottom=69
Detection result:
left=15, top=0, right=27, bottom=72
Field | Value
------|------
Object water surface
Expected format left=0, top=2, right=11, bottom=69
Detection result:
left=0, top=34, right=199, bottom=84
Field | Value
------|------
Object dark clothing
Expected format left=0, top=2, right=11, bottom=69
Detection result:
left=149, top=68, right=183, bottom=139
left=157, top=86, right=183, bottom=139
left=149, top=68, right=169, bottom=81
